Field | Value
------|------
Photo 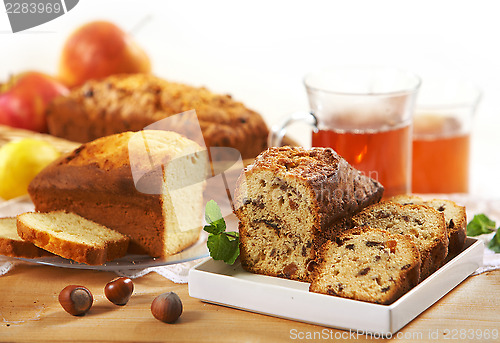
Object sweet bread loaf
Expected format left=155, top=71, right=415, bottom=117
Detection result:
left=234, top=146, right=384, bottom=281
left=351, top=201, right=448, bottom=280
left=46, top=73, right=269, bottom=159
left=0, top=217, right=51, bottom=258
left=28, top=130, right=207, bottom=258
left=309, top=226, right=421, bottom=304
left=391, top=195, right=466, bottom=256
left=17, top=211, right=129, bottom=265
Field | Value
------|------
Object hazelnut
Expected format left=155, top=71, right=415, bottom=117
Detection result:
left=59, top=285, right=93, bottom=316
left=104, top=277, right=134, bottom=306
left=151, top=292, right=183, bottom=323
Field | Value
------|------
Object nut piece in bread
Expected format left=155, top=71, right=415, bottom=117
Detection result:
left=234, top=146, right=384, bottom=282
left=28, top=130, right=208, bottom=258
left=309, top=226, right=421, bottom=304
left=46, top=73, right=269, bottom=159
left=17, top=211, right=129, bottom=265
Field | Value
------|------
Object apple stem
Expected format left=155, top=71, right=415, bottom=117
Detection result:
left=129, top=14, right=153, bottom=37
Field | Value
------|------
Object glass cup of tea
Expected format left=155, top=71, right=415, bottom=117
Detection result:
left=411, top=77, right=481, bottom=194
left=269, top=66, right=421, bottom=198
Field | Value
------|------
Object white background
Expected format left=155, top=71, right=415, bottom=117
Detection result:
left=1, top=0, right=499, bottom=198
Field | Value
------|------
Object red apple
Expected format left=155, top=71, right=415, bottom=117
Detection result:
left=0, top=72, right=69, bottom=132
left=59, top=20, right=151, bottom=88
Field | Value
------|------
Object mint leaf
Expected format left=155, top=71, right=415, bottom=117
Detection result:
left=204, top=200, right=226, bottom=234
left=487, top=230, right=500, bottom=253
left=467, top=214, right=496, bottom=236
left=203, top=200, right=240, bottom=264
left=207, top=233, right=240, bottom=264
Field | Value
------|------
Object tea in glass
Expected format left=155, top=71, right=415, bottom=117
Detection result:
left=269, top=66, right=421, bottom=198
left=411, top=78, right=481, bottom=194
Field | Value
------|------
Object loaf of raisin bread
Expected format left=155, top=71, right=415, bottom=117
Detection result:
left=351, top=201, right=448, bottom=280
left=309, top=226, right=421, bottom=304
left=47, top=73, right=269, bottom=159
left=0, top=217, right=51, bottom=258
left=17, top=211, right=129, bottom=265
left=234, top=146, right=384, bottom=282
left=391, top=195, right=466, bottom=256
left=28, top=130, right=207, bottom=258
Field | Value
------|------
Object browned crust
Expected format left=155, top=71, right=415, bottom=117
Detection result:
left=235, top=146, right=384, bottom=225
left=235, top=146, right=384, bottom=281
left=0, top=217, right=52, bottom=258
left=447, top=218, right=467, bottom=257
left=47, top=73, right=269, bottom=159
left=309, top=227, right=421, bottom=304
left=432, top=200, right=466, bottom=257
left=16, top=215, right=129, bottom=265
left=28, top=132, right=166, bottom=257
left=0, top=236, right=52, bottom=259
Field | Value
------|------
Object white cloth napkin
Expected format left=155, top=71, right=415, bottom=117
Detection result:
left=114, top=258, right=209, bottom=283
left=1, top=194, right=499, bottom=282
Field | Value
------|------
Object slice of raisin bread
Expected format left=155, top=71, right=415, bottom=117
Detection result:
left=234, top=146, right=384, bottom=282
left=17, top=211, right=130, bottom=265
left=309, top=226, right=421, bottom=304
left=391, top=195, right=466, bottom=256
left=0, top=217, right=51, bottom=258
left=351, top=201, right=448, bottom=280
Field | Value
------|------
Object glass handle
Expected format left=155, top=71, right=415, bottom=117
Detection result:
left=268, top=111, right=318, bottom=147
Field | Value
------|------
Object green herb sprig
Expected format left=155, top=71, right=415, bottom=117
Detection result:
left=487, top=230, right=500, bottom=253
left=203, top=200, right=240, bottom=264
left=467, top=213, right=500, bottom=253
left=467, top=214, right=496, bottom=236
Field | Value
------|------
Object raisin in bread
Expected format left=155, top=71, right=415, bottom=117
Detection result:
left=391, top=195, right=466, bottom=256
left=234, top=146, right=384, bottom=282
left=0, top=217, right=51, bottom=258
left=17, top=211, right=129, bottom=265
left=28, top=130, right=207, bottom=258
left=309, top=226, right=421, bottom=304
left=46, top=73, right=269, bottom=159
left=351, top=201, right=448, bottom=280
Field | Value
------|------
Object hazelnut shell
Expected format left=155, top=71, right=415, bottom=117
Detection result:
left=104, top=277, right=134, bottom=306
left=151, top=292, right=183, bottom=323
left=59, top=285, right=93, bottom=316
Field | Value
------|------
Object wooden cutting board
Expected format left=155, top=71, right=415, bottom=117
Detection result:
left=0, top=125, right=80, bottom=153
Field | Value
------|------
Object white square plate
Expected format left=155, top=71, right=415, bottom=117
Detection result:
left=189, top=237, right=483, bottom=334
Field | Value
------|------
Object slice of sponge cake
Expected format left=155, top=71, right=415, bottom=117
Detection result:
left=0, top=217, right=51, bottom=258
left=17, top=211, right=129, bottom=265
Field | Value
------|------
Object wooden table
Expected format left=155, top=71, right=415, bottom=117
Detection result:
left=0, top=263, right=498, bottom=343
left=0, top=126, right=498, bottom=342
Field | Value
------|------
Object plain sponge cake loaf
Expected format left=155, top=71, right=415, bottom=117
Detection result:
left=234, top=146, right=384, bottom=282
left=17, top=211, right=129, bottom=265
left=391, top=195, right=466, bottom=257
left=351, top=201, right=448, bottom=280
left=28, top=130, right=208, bottom=258
left=0, top=217, right=51, bottom=258
left=309, top=226, right=421, bottom=304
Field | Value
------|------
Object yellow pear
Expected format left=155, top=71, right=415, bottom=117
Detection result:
left=0, top=138, right=60, bottom=200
